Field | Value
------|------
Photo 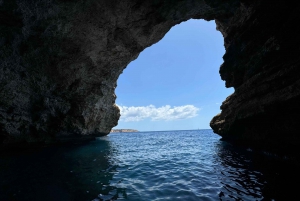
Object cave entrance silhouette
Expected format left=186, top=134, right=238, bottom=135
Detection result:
left=114, top=19, right=234, bottom=132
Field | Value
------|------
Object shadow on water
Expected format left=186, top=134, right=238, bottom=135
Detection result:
left=2, top=131, right=300, bottom=201
left=214, top=140, right=300, bottom=201
left=0, top=137, right=126, bottom=201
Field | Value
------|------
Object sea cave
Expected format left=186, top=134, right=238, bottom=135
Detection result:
left=1, top=0, right=300, bottom=156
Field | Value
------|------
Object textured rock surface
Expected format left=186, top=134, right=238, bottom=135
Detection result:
left=0, top=0, right=238, bottom=145
left=1, top=0, right=300, bottom=152
left=210, top=1, right=300, bottom=154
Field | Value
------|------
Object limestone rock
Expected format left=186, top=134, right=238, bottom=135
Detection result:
left=210, top=1, right=300, bottom=154
left=0, top=0, right=237, bottom=145
left=1, top=0, right=300, bottom=153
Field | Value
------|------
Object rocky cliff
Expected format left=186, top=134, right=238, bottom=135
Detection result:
left=210, top=1, right=300, bottom=155
left=1, top=0, right=300, bottom=152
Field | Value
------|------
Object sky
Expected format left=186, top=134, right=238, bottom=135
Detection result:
left=113, top=19, right=234, bottom=131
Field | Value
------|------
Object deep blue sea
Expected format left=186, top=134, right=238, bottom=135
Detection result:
left=0, top=129, right=299, bottom=201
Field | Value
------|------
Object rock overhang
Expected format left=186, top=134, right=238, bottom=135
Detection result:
left=0, top=0, right=300, bottom=155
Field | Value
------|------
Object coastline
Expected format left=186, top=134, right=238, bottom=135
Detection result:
left=110, top=129, right=139, bottom=133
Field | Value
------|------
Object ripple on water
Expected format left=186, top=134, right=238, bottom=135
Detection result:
left=0, top=130, right=299, bottom=200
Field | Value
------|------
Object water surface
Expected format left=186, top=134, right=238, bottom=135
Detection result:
left=0, top=130, right=298, bottom=200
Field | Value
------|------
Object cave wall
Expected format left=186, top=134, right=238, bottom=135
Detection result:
left=1, top=0, right=300, bottom=150
left=0, top=0, right=237, bottom=145
left=210, top=1, right=300, bottom=153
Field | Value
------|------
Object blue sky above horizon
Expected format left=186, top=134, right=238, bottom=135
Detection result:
left=114, top=19, right=234, bottom=131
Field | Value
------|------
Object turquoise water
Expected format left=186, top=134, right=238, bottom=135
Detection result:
left=0, top=129, right=298, bottom=200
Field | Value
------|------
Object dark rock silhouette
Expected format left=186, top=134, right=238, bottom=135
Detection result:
left=0, top=0, right=299, bottom=153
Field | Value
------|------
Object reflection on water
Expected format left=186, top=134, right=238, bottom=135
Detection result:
left=214, top=140, right=300, bottom=201
left=214, top=141, right=267, bottom=201
left=0, top=138, right=126, bottom=201
left=0, top=130, right=299, bottom=201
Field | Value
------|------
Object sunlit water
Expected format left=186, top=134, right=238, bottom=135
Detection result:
left=0, top=130, right=299, bottom=201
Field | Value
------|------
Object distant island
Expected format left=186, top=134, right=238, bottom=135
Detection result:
left=110, top=129, right=139, bottom=133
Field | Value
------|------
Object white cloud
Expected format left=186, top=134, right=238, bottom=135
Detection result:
left=117, top=104, right=200, bottom=122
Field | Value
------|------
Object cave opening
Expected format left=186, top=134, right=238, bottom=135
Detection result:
left=114, top=19, right=234, bottom=132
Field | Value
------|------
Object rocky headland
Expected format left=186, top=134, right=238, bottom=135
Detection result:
left=1, top=0, right=300, bottom=155
left=110, top=129, right=139, bottom=133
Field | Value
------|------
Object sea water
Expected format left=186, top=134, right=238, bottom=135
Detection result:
left=0, top=129, right=298, bottom=201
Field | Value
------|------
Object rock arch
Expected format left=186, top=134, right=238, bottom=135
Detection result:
left=1, top=0, right=300, bottom=153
